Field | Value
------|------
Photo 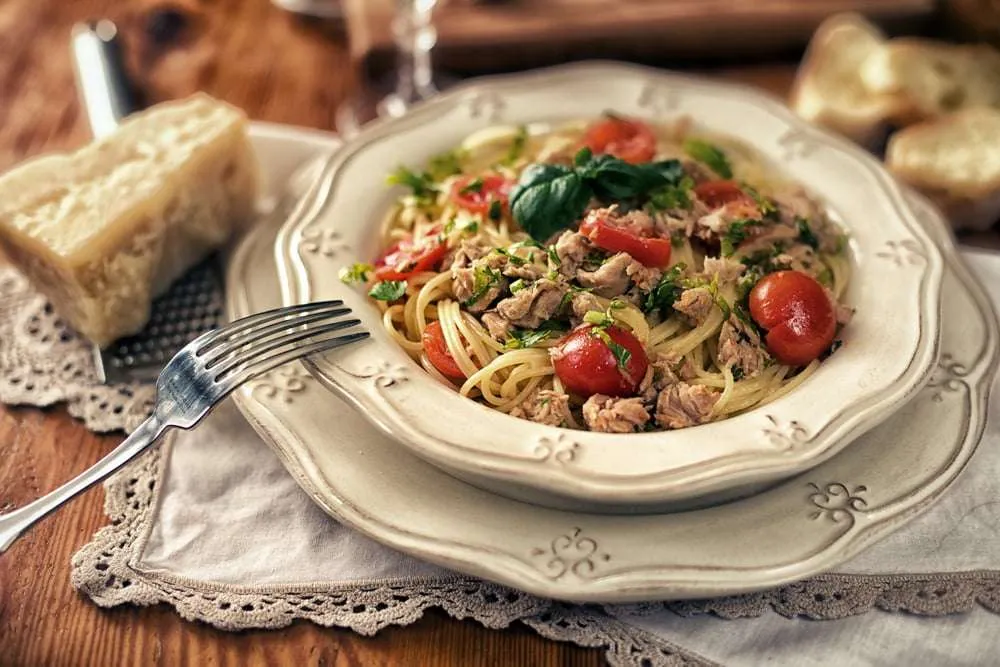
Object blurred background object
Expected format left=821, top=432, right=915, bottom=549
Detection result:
left=944, top=0, right=1000, bottom=45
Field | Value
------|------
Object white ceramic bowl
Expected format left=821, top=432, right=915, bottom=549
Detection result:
left=274, top=62, right=944, bottom=513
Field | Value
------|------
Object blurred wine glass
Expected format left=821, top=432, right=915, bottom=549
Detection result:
left=336, top=0, right=443, bottom=137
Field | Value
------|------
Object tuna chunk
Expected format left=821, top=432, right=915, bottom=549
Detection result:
left=452, top=267, right=506, bottom=313
left=652, top=351, right=697, bottom=388
left=655, top=383, right=719, bottom=429
left=673, top=287, right=714, bottom=325
left=570, top=290, right=605, bottom=320
left=625, top=260, right=662, bottom=292
left=496, top=278, right=567, bottom=329
left=718, top=315, right=770, bottom=378
left=449, top=239, right=491, bottom=271
left=582, top=394, right=651, bottom=433
left=702, top=256, right=746, bottom=283
left=509, top=389, right=573, bottom=427
left=481, top=311, right=511, bottom=341
left=577, top=252, right=632, bottom=298
left=553, top=231, right=591, bottom=276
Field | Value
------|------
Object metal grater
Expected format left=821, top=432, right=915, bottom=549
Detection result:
left=93, top=259, right=224, bottom=383
left=73, top=21, right=224, bottom=384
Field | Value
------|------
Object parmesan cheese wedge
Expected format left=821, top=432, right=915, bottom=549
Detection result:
left=0, top=93, right=259, bottom=347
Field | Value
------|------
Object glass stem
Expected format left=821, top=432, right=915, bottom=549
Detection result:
left=392, top=0, right=438, bottom=105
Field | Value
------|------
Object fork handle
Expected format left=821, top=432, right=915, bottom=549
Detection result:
left=0, top=416, right=166, bottom=553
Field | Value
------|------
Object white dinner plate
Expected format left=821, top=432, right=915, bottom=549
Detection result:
left=228, top=122, right=997, bottom=603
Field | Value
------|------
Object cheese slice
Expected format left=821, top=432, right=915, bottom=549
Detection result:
left=0, top=93, right=259, bottom=348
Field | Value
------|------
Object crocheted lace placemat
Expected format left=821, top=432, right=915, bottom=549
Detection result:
left=4, top=254, right=1000, bottom=666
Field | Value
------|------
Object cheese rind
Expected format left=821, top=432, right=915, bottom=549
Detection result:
left=0, top=94, right=259, bottom=347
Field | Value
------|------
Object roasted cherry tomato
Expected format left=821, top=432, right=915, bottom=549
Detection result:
left=583, top=116, right=657, bottom=164
left=422, top=320, right=466, bottom=381
left=449, top=174, right=512, bottom=216
left=579, top=215, right=672, bottom=268
left=551, top=324, right=649, bottom=397
left=692, top=180, right=753, bottom=209
left=374, top=229, right=447, bottom=281
left=749, top=270, right=836, bottom=366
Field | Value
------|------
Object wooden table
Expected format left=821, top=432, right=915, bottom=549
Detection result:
left=0, top=2, right=984, bottom=666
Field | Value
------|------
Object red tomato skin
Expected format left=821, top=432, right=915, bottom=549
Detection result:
left=422, top=321, right=465, bottom=381
left=374, top=232, right=447, bottom=281
left=551, top=325, right=649, bottom=397
left=449, top=174, right=512, bottom=215
left=579, top=217, right=672, bottom=268
left=584, top=117, right=657, bottom=164
left=749, top=271, right=836, bottom=366
left=692, top=180, right=750, bottom=208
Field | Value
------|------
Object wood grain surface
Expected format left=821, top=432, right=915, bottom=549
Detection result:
left=0, top=1, right=826, bottom=665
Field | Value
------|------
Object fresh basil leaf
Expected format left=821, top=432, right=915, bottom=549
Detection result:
left=683, top=139, right=733, bottom=179
left=369, top=280, right=407, bottom=301
left=511, top=164, right=591, bottom=242
left=574, top=147, right=594, bottom=167
left=339, top=262, right=374, bottom=284
left=796, top=217, right=820, bottom=250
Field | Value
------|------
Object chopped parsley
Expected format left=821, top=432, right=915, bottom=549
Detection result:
left=682, top=138, right=732, bottom=179
left=591, top=327, right=632, bottom=374
left=462, top=266, right=502, bottom=307
left=369, top=280, right=407, bottom=301
left=427, top=149, right=465, bottom=180
left=488, top=199, right=503, bottom=221
left=495, top=248, right=526, bottom=265
left=721, top=219, right=761, bottom=256
left=743, top=185, right=779, bottom=219
left=504, top=320, right=565, bottom=349
left=583, top=310, right=614, bottom=327
left=547, top=246, right=561, bottom=266
left=509, top=278, right=527, bottom=293
left=339, top=262, right=375, bottom=284
left=796, top=217, right=820, bottom=250
left=387, top=166, right=436, bottom=202
left=643, top=264, right=686, bottom=315
left=503, top=126, right=528, bottom=166
left=460, top=177, right=484, bottom=195
left=647, top=176, right=695, bottom=211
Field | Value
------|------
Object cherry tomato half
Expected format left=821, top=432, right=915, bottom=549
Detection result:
left=422, top=320, right=466, bottom=381
left=692, top=180, right=754, bottom=209
left=551, top=325, right=649, bottom=397
left=583, top=116, right=657, bottom=164
left=449, top=174, right=512, bottom=216
left=749, top=270, right=836, bottom=366
left=374, top=230, right=447, bottom=281
left=579, top=215, right=672, bottom=268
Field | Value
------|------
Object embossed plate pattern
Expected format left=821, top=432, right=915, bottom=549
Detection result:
left=229, top=124, right=997, bottom=602
left=274, top=62, right=944, bottom=512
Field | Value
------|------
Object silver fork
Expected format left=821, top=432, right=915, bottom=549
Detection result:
left=0, top=300, right=368, bottom=553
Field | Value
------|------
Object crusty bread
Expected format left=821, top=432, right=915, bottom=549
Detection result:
left=886, top=107, right=1000, bottom=230
left=861, top=38, right=1000, bottom=125
left=790, top=13, right=899, bottom=147
left=0, top=93, right=259, bottom=347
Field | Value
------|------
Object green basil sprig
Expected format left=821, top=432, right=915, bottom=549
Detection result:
left=510, top=149, right=685, bottom=242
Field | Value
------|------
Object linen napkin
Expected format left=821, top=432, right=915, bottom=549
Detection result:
left=67, top=251, right=1000, bottom=665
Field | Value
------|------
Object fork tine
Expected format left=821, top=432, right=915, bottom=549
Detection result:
left=211, top=318, right=364, bottom=379
left=196, top=300, right=346, bottom=355
left=201, top=307, right=352, bottom=369
left=218, top=331, right=370, bottom=389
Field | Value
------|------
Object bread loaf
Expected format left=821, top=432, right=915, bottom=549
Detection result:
left=860, top=39, right=1000, bottom=125
left=790, top=13, right=899, bottom=147
left=0, top=94, right=259, bottom=347
left=886, top=107, right=1000, bottom=231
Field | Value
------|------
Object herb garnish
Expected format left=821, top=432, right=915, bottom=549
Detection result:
left=743, top=185, right=779, bottom=219
left=682, top=139, right=732, bottom=179
left=503, top=126, right=528, bottom=166
left=369, top=280, right=407, bottom=301
left=591, top=327, right=632, bottom=374
left=796, top=217, right=820, bottom=250
left=643, top=264, right=686, bottom=315
left=488, top=199, right=503, bottom=222
left=427, top=149, right=465, bottom=180
left=462, top=266, right=502, bottom=307
left=460, top=178, right=484, bottom=195
left=504, top=320, right=565, bottom=349
left=339, top=262, right=375, bottom=284
left=509, top=278, right=527, bottom=293
left=510, top=148, right=685, bottom=242
left=647, top=176, right=695, bottom=211
left=720, top=219, right=761, bottom=256
left=387, top=166, right=436, bottom=202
